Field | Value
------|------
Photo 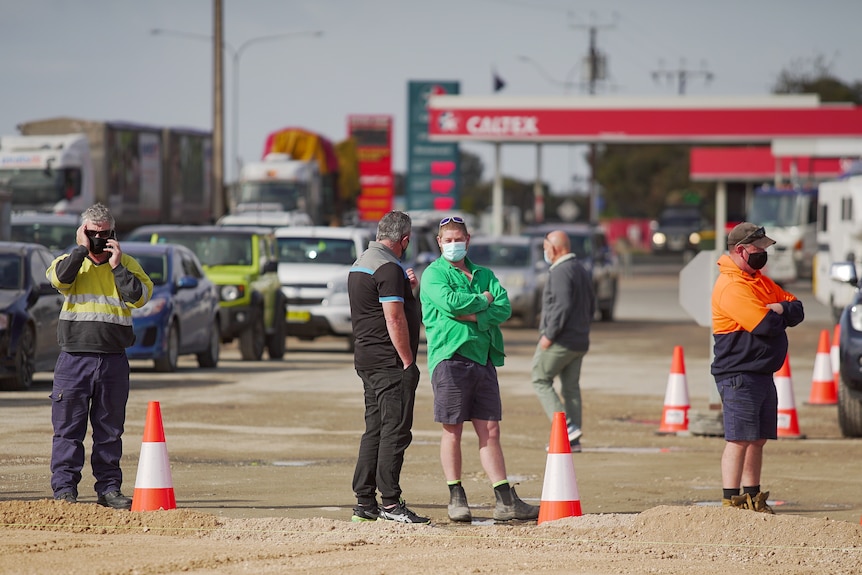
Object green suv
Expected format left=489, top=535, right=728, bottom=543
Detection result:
left=127, top=225, right=287, bottom=360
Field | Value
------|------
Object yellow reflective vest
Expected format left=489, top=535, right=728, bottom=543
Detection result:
left=47, top=246, right=153, bottom=353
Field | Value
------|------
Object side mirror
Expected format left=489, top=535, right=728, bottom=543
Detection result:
left=176, top=276, right=199, bottom=290
left=263, top=260, right=279, bottom=274
left=830, top=262, right=858, bottom=286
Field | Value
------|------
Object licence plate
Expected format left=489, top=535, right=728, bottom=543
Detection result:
left=287, top=310, right=311, bottom=323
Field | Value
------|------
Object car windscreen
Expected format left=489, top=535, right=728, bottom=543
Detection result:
left=277, top=237, right=357, bottom=265
left=153, top=233, right=253, bottom=267
left=468, top=243, right=531, bottom=267
left=0, top=254, right=23, bottom=290
left=11, top=223, right=78, bottom=253
left=132, top=254, right=168, bottom=286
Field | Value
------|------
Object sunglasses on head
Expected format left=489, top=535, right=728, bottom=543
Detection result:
left=85, top=229, right=115, bottom=239
left=439, top=216, right=465, bottom=226
left=736, top=226, right=765, bottom=246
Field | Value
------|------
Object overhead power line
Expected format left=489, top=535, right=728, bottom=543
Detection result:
left=652, top=59, right=714, bottom=95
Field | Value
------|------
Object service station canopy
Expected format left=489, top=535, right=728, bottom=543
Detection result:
left=426, top=94, right=862, bottom=236
left=426, top=95, right=862, bottom=143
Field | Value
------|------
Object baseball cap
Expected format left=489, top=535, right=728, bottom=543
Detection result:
left=727, top=222, right=776, bottom=249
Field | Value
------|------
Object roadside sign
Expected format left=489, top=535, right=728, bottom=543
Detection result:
left=679, top=250, right=719, bottom=327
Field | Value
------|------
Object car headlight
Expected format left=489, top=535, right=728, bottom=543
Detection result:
left=505, top=273, right=526, bottom=289
left=689, top=232, right=701, bottom=245
left=851, top=304, right=862, bottom=332
left=323, top=278, right=350, bottom=306
left=220, top=284, right=245, bottom=301
left=652, top=232, right=666, bottom=246
left=132, top=297, right=168, bottom=318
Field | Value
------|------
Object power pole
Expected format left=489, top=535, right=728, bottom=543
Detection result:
left=570, top=14, right=615, bottom=224
left=652, top=59, right=714, bottom=95
left=212, top=0, right=225, bottom=219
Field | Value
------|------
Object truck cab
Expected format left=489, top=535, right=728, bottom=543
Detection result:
left=749, top=185, right=818, bottom=284
left=235, top=154, right=321, bottom=224
left=0, top=134, right=93, bottom=215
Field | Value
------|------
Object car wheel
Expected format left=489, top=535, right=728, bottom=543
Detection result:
left=0, top=324, right=36, bottom=391
left=154, top=322, right=180, bottom=373
left=266, top=294, right=287, bottom=360
left=837, top=378, right=862, bottom=437
left=197, top=319, right=220, bottom=368
left=599, top=281, right=617, bottom=322
left=239, top=310, right=265, bottom=361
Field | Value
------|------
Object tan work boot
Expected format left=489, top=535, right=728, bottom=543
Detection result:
left=447, top=484, right=472, bottom=522
left=721, top=494, right=752, bottom=510
left=494, top=485, right=539, bottom=521
left=750, top=491, right=774, bottom=514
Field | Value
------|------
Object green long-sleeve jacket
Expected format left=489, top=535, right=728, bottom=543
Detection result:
left=419, top=256, right=511, bottom=377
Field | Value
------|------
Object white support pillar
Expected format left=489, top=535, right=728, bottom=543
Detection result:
left=534, top=144, right=544, bottom=224
left=493, top=143, right=503, bottom=235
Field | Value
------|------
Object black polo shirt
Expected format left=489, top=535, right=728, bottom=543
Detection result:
left=348, top=241, right=420, bottom=370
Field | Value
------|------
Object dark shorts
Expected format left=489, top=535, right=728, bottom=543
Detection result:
left=717, top=373, right=778, bottom=441
left=431, top=355, right=502, bottom=424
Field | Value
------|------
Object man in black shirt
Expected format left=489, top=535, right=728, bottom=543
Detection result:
left=347, top=211, right=428, bottom=524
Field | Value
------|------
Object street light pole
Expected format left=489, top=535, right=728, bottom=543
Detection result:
left=229, top=31, right=323, bottom=179
left=150, top=28, right=322, bottom=183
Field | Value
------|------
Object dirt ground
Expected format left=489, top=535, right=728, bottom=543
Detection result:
left=1, top=269, right=861, bottom=574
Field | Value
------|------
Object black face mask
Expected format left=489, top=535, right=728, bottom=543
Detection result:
left=745, top=250, right=768, bottom=270
left=87, top=231, right=116, bottom=255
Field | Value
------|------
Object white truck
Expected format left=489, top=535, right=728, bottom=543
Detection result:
left=813, top=174, right=862, bottom=322
left=0, top=134, right=94, bottom=215
left=749, top=184, right=818, bottom=284
left=233, top=153, right=322, bottom=226
left=1, top=118, right=213, bottom=233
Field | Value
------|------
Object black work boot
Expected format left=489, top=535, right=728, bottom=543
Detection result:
left=448, top=484, right=472, bottom=522
left=493, top=484, right=539, bottom=521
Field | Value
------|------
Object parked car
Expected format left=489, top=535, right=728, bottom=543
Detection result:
left=649, top=205, right=709, bottom=255
left=274, top=226, right=373, bottom=349
left=0, top=242, right=63, bottom=390
left=123, top=242, right=221, bottom=372
left=523, top=223, right=620, bottom=321
left=127, top=225, right=286, bottom=361
left=10, top=213, right=80, bottom=255
left=466, top=235, right=548, bottom=328
left=831, top=261, right=862, bottom=437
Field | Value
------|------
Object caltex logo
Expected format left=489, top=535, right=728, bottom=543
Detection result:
left=438, top=112, right=458, bottom=132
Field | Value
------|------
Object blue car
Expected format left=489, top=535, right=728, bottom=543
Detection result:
left=0, top=242, right=63, bottom=390
left=123, top=242, right=221, bottom=372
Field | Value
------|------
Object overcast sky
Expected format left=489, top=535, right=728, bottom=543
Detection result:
left=2, top=0, right=860, bottom=194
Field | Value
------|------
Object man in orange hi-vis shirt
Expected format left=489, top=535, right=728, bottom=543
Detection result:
left=711, top=222, right=804, bottom=514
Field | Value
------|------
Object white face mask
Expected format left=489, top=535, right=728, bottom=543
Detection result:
left=441, top=241, right=467, bottom=262
left=544, top=250, right=553, bottom=265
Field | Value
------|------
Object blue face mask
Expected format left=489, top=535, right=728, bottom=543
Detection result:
left=441, top=241, right=467, bottom=262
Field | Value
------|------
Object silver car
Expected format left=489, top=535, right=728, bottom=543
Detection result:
left=466, top=235, right=548, bottom=328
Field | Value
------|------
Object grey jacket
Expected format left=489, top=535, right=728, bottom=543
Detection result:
left=540, top=253, right=595, bottom=352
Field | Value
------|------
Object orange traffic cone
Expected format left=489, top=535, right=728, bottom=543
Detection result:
left=807, top=329, right=837, bottom=405
left=131, top=401, right=177, bottom=511
left=538, top=412, right=582, bottom=524
left=774, top=354, right=804, bottom=439
left=831, top=324, right=841, bottom=390
left=657, top=346, right=690, bottom=434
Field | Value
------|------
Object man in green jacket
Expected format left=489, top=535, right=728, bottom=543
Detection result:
left=420, top=216, right=539, bottom=523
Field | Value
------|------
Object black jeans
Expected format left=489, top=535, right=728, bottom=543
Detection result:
left=352, top=364, right=420, bottom=507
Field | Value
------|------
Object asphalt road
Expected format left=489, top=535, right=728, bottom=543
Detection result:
left=3, top=254, right=857, bottom=524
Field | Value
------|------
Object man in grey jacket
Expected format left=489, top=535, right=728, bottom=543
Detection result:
left=530, top=230, right=595, bottom=452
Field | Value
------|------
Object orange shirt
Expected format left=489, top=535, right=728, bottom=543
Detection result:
left=711, top=254, right=804, bottom=378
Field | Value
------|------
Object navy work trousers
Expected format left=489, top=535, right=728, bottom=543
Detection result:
left=50, top=351, right=130, bottom=497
